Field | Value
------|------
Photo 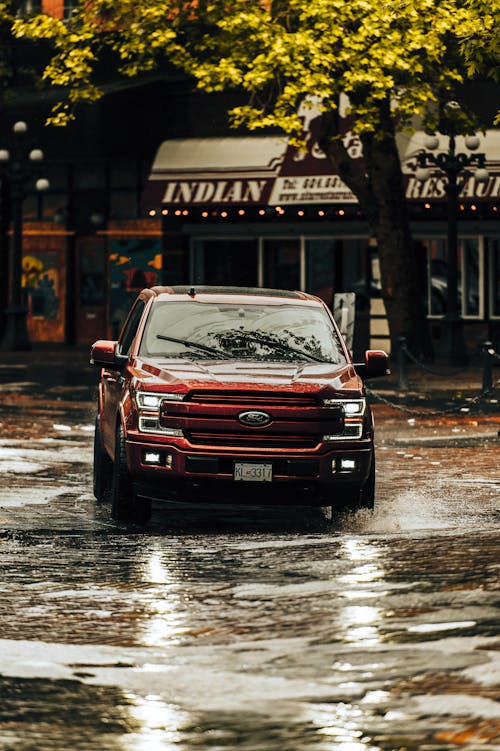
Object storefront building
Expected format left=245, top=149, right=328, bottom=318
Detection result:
left=142, top=128, right=500, bottom=355
left=10, top=123, right=500, bottom=355
left=4, top=7, right=498, bottom=356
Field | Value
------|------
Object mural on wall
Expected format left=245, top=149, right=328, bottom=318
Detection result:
left=109, top=239, right=163, bottom=337
left=22, top=239, right=66, bottom=343
left=23, top=254, right=60, bottom=320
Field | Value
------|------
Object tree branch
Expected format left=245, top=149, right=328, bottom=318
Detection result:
left=319, top=108, right=377, bottom=227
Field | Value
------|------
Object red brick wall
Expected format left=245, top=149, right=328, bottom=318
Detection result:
left=41, top=0, right=64, bottom=18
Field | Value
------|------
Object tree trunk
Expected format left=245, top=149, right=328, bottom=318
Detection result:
left=322, top=104, right=433, bottom=360
left=0, top=9, right=15, bottom=341
left=363, top=130, right=432, bottom=359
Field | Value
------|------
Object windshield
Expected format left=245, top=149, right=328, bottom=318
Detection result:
left=139, top=301, right=347, bottom=364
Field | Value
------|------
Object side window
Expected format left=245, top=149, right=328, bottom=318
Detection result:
left=118, top=300, right=146, bottom=356
left=488, top=238, right=500, bottom=319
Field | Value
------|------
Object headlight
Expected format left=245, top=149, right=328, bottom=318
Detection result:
left=137, top=393, right=162, bottom=409
left=136, top=391, right=184, bottom=435
left=323, top=397, right=365, bottom=441
left=323, top=398, right=366, bottom=416
left=136, top=391, right=184, bottom=409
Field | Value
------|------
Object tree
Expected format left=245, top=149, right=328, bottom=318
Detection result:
left=0, top=1, right=23, bottom=339
left=459, top=0, right=500, bottom=124
left=12, top=0, right=500, bottom=356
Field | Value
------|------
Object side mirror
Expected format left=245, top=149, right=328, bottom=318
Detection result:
left=90, top=340, right=129, bottom=370
left=355, top=350, right=390, bottom=380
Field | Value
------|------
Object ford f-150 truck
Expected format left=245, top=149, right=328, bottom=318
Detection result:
left=91, top=286, right=389, bottom=522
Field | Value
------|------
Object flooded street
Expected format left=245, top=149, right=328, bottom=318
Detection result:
left=0, top=373, right=499, bottom=750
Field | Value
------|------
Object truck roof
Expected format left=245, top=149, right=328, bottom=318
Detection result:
left=149, top=286, right=320, bottom=303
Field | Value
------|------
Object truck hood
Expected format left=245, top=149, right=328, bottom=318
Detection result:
left=131, top=356, right=363, bottom=394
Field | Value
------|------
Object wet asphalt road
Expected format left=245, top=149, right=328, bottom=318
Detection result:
left=0, top=372, right=499, bottom=751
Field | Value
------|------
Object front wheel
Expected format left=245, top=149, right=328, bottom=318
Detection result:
left=93, top=415, right=113, bottom=503
left=329, top=456, right=376, bottom=514
left=111, top=424, right=152, bottom=523
left=358, top=455, right=375, bottom=510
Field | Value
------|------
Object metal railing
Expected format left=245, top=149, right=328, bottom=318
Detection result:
left=367, top=337, right=500, bottom=418
left=396, top=336, right=499, bottom=395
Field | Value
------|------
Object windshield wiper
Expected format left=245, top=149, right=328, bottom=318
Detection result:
left=234, top=331, right=326, bottom=363
left=156, top=334, right=230, bottom=359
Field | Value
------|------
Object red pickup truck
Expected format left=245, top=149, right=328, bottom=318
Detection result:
left=91, top=286, right=389, bottom=522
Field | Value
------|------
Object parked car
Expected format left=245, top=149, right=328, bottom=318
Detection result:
left=352, top=260, right=478, bottom=316
left=91, top=286, right=389, bottom=522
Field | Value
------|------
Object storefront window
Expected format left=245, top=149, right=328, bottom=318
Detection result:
left=263, top=239, right=300, bottom=290
left=80, top=241, right=105, bottom=307
left=461, top=238, right=480, bottom=317
left=424, top=238, right=447, bottom=316
left=19, top=1, right=41, bottom=14
left=487, top=239, right=500, bottom=319
left=423, top=237, right=482, bottom=318
left=306, top=239, right=337, bottom=305
left=305, top=238, right=367, bottom=307
left=63, top=1, right=79, bottom=20
left=194, top=239, right=258, bottom=287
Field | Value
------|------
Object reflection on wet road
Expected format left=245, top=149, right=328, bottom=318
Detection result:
left=0, top=410, right=499, bottom=750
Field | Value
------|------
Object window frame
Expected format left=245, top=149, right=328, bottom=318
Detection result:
left=421, top=235, right=484, bottom=321
left=117, top=298, right=146, bottom=357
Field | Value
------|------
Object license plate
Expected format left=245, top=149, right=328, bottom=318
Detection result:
left=234, top=462, right=273, bottom=482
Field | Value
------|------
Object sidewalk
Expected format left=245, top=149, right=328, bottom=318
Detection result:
left=0, top=344, right=91, bottom=368
left=372, top=365, right=498, bottom=399
left=369, top=362, right=500, bottom=446
left=0, top=345, right=96, bottom=388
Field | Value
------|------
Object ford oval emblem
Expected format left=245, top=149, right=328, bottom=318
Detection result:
left=238, top=410, right=271, bottom=427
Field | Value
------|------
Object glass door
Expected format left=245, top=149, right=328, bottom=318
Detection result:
left=487, top=238, right=500, bottom=320
left=192, top=239, right=258, bottom=287
left=262, top=239, right=301, bottom=290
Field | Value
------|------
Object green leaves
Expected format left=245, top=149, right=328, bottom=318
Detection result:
left=458, top=0, right=500, bottom=82
left=7, top=0, right=499, bottom=127
left=170, top=0, right=496, bottom=137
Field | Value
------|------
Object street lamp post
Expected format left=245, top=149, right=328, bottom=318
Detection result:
left=416, top=119, right=488, bottom=366
left=0, top=121, right=49, bottom=351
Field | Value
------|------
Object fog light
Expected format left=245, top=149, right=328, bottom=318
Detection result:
left=331, top=459, right=337, bottom=473
left=143, top=451, right=161, bottom=465
left=142, top=451, right=173, bottom=468
left=340, top=458, right=357, bottom=472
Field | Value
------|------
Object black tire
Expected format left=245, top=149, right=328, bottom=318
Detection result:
left=331, top=486, right=363, bottom=514
left=329, top=456, right=375, bottom=514
left=111, top=424, right=152, bottom=523
left=359, top=455, right=375, bottom=510
left=93, top=415, right=113, bottom=502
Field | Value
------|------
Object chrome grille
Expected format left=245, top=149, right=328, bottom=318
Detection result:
left=188, top=391, right=318, bottom=407
left=186, top=432, right=318, bottom=449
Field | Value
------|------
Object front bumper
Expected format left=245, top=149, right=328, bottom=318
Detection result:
left=125, top=433, right=373, bottom=505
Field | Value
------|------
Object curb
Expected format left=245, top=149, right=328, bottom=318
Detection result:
left=388, top=432, right=500, bottom=447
